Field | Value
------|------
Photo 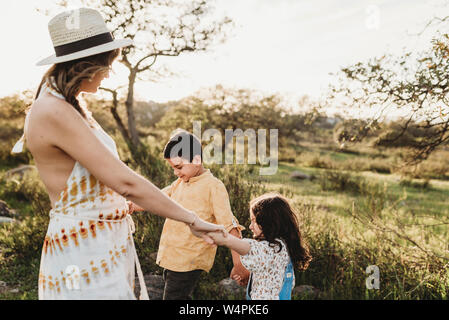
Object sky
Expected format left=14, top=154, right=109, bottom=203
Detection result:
left=1, top=0, right=448, bottom=110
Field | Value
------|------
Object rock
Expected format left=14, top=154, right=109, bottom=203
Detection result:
left=0, top=281, right=7, bottom=294
left=0, top=281, right=19, bottom=295
left=218, top=277, right=245, bottom=296
left=290, top=171, right=312, bottom=180
left=0, top=216, right=16, bottom=224
left=4, top=165, right=36, bottom=179
left=0, top=200, right=17, bottom=218
left=292, top=285, right=319, bottom=299
left=134, top=274, right=164, bottom=300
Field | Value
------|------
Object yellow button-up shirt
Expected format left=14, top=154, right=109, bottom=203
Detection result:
left=156, top=169, right=244, bottom=272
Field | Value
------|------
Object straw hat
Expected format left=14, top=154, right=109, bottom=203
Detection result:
left=36, top=8, right=132, bottom=66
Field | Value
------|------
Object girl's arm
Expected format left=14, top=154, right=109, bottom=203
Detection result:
left=208, top=231, right=251, bottom=256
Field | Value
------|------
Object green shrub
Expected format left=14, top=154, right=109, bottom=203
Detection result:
left=278, top=147, right=298, bottom=163
left=399, top=178, right=431, bottom=189
left=0, top=170, right=51, bottom=215
left=317, top=170, right=365, bottom=194
left=0, top=172, right=50, bottom=300
left=399, top=154, right=449, bottom=180
left=300, top=153, right=335, bottom=169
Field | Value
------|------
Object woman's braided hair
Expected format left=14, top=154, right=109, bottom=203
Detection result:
left=36, top=49, right=120, bottom=118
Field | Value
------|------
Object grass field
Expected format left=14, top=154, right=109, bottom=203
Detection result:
left=1, top=140, right=448, bottom=300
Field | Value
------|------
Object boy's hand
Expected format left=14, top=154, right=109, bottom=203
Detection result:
left=127, top=201, right=145, bottom=215
left=230, top=263, right=250, bottom=287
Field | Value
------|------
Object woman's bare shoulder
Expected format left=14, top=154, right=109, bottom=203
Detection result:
left=27, top=93, right=90, bottom=151
left=30, top=93, right=76, bottom=121
left=28, top=94, right=88, bottom=136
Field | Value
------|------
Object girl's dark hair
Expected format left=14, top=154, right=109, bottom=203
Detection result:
left=36, top=48, right=120, bottom=118
left=251, top=193, right=312, bottom=271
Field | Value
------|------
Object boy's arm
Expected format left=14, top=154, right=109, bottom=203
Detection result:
left=210, top=180, right=250, bottom=284
left=229, top=227, right=243, bottom=264
left=211, top=181, right=245, bottom=233
left=229, top=227, right=250, bottom=286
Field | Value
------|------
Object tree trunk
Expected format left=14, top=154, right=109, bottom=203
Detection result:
left=108, top=89, right=132, bottom=147
left=126, top=69, right=141, bottom=148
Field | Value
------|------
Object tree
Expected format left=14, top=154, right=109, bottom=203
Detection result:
left=333, top=119, right=374, bottom=149
left=54, top=0, right=232, bottom=167
left=156, top=86, right=321, bottom=150
left=328, top=18, right=449, bottom=164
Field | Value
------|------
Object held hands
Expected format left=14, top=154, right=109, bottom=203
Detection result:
left=205, top=230, right=229, bottom=246
left=188, top=214, right=228, bottom=245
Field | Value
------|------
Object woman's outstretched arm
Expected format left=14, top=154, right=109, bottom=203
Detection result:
left=31, top=96, right=223, bottom=236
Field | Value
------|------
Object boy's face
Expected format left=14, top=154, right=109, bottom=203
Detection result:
left=166, top=156, right=202, bottom=183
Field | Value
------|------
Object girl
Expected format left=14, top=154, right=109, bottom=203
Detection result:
left=12, top=8, right=224, bottom=300
left=207, top=193, right=312, bottom=300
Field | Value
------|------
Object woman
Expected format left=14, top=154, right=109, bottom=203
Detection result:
left=11, top=8, right=224, bottom=300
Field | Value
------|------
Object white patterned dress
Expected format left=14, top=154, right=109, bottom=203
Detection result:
left=240, top=238, right=295, bottom=300
left=12, top=83, right=149, bottom=300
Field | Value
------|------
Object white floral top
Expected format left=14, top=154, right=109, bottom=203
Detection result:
left=240, top=238, right=294, bottom=300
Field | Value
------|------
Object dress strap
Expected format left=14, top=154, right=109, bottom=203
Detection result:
left=11, top=81, right=65, bottom=154
left=11, top=134, right=26, bottom=154
left=11, top=106, right=32, bottom=154
left=126, top=215, right=150, bottom=300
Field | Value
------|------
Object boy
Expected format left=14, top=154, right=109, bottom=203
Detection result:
left=156, top=130, right=249, bottom=300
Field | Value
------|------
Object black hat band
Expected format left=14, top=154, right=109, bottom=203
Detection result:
left=54, top=32, right=114, bottom=57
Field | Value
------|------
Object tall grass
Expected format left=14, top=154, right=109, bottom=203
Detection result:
left=1, top=139, right=448, bottom=300
left=294, top=172, right=449, bottom=299
left=0, top=170, right=50, bottom=300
